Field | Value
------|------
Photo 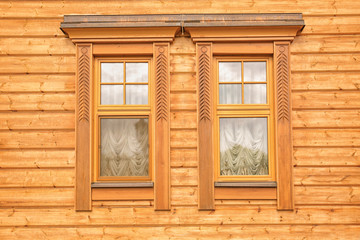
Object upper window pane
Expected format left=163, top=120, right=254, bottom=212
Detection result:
left=244, top=62, right=266, bottom=82
left=219, top=84, right=242, bottom=104
left=219, top=62, right=241, bottom=82
left=126, top=85, right=148, bottom=105
left=101, top=63, right=124, bottom=83
left=219, top=117, right=268, bottom=176
left=126, top=63, right=148, bottom=83
left=100, top=118, right=149, bottom=177
left=244, top=84, right=267, bottom=104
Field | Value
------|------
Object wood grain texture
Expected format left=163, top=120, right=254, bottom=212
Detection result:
left=0, top=112, right=74, bottom=130
left=0, top=149, right=75, bottom=168
left=0, top=169, right=74, bottom=187
left=0, top=74, right=75, bottom=93
left=154, top=43, right=170, bottom=210
left=75, top=44, right=91, bottom=211
left=291, top=72, right=360, bottom=91
left=294, top=167, right=360, bottom=186
left=293, top=147, right=360, bottom=166
left=92, top=188, right=154, bottom=201
left=1, top=206, right=359, bottom=226
left=0, top=93, right=74, bottom=111
left=3, top=225, right=359, bottom=240
left=274, top=42, right=294, bottom=210
left=197, top=43, right=214, bottom=210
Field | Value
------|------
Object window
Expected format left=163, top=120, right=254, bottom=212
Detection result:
left=214, top=58, right=275, bottom=183
left=93, top=59, right=153, bottom=183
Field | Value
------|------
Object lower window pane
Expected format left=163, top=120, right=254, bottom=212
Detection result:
left=244, top=84, right=267, bottom=104
left=100, top=118, right=149, bottom=177
left=101, top=85, right=123, bottom=105
left=219, top=117, right=268, bottom=176
left=126, top=85, right=148, bottom=105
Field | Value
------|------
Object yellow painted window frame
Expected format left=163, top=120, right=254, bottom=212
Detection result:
left=213, top=56, right=276, bottom=182
left=92, top=57, right=155, bottom=183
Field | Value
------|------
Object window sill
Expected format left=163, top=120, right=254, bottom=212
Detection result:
left=215, top=181, right=277, bottom=188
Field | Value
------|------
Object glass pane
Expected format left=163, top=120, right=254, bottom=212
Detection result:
left=219, top=84, right=242, bottom=104
left=126, top=85, right=148, bottom=105
left=101, top=85, right=123, bottom=105
left=101, top=63, right=123, bottom=83
left=244, top=84, right=267, bottom=104
left=126, top=62, right=148, bottom=83
left=219, top=62, right=241, bottom=82
left=244, top=61, right=266, bottom=82
left=100, top=118, right=149, bottom=177
left=220, top=118, right=268, bottom=176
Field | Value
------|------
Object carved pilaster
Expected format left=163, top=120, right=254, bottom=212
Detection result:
left=76, top=44, right=92, bottom=211
left=274, top=42, right=294, bottom=210
left=197, top=43, right=214, bottom=210
left=154, top=43, right=170, bottom=210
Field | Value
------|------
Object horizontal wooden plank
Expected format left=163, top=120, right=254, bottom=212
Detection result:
left=171, top=187, right=197, bottom=206
left=0, top=112, right=74, bottom=130
left=0, top=19, right=63, bottom=36
left=302, top=16, right=360, bottom=35
left=293, top=129, right=360, bottom=147
left=0, top=37, right=74, bottom=55
left=0, top=93, right=75, bottom=111
left=0, top=56, right=75, bottom=73
left=170, top=36, right=195, bottom=54
left=170, top=129, right=197, bottom=148
left=292, top=91, right=360, bottom=109
left=170, top=72, right=196, bottom=91
left=0, top=130, right=75, bottom=149
left=0, top=1, right=359, bottom=17
left=0, top=74, right=75, bottom=93
left=293, top=147, right=360, bottom=166
left=294, top=167, right=360, bottom=186
left=0, top=206, right=359, bottom=226
left=292, top=110, right=360, bottom=128
left=170, top=111, right=197, bottom=129
left=291, top=72, right=360, bottom=91
left=92, top=188, right=153, bottom=200
left=215, top=187, right=277, bottom=200
left=0, top=169, right=74, bottom=187
left=0, top=149, right=75, bottom=168
left=170, top=92, right=197, bottom=110
left=170, top=54, right=195, bottom=73
left=1, top=225, right=359, bottom=239
left=171, top=167, right=197, bottom=186
left=291, top=35, right=360, bottom=53
left=170, top=148, right=197, bottom=167
left=295, top=186, right=360, bottom=204
left=291, top=54, right=360, bottom=71
left=0, top=188, right=73, bottom=207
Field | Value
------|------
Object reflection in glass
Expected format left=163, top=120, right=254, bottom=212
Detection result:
left=126, top=63, right=148, bottom=83
left=219, top=84, right=242, bottom=104
left=101, top=85, right=123, bottom=105
left=244, top=62, right=266, bottom=82
left=219, top=62, right=241, bottom=82
left=244, top=84, right=267, bottom=104
left=220, top=118, right=268, bottom=176
left=126, top=85, right=148, bottom=105
left=101, top=63, right=123, bottom=83
left=100, top=118, right=149, bottom=177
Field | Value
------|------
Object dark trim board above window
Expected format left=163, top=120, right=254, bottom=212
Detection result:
left=60, top=13, right=304, bottom=212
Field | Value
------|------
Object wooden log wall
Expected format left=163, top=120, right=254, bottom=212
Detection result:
left=0, top=0, right=359, bottom=238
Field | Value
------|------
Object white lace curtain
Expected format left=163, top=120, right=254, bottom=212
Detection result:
left=100, top=118, right=149, bottom=177
left=220, top=118, right=268, bottom=176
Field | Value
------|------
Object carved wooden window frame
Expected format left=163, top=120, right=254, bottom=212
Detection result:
left=61, top=16, right=178, bottom=211
left=188, top=16, right=304, bottom=211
